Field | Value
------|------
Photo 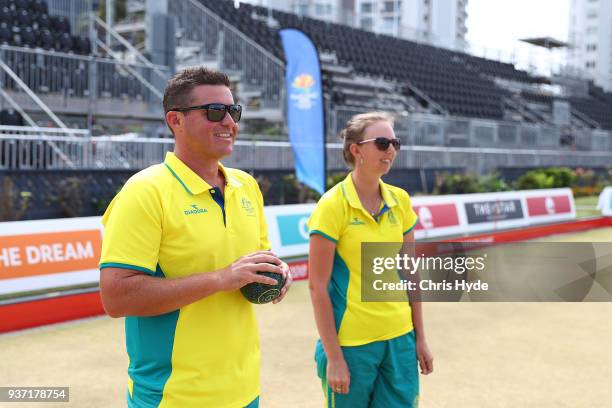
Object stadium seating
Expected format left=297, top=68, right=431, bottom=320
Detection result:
left=521, top=91, right=555, bottom=106
left=0, top=0, right=99, bottom=105
left=0, top=0, right=609, bottom=132
left=460, top=54, right=540, bottom=84
left=589, top=83, right=612, bottom=107
left=0, top=0, right=90, bottom=54
left=195, top=0, right=612, bottom=126
left=520, top=87, right=612, bottom=131
left=568, top=96, right=612, bottom=130
left=196, top=0, right=547, bottom=120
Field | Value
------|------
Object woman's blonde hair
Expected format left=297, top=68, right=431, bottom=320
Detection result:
left=339, top=111, right=395, bottom=167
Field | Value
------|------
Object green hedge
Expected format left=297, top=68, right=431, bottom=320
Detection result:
left=433, top=172, right=509, bottom=195
left=435, top=167, right=610, bottom=197
left=514, top=167, right=574, bottom=190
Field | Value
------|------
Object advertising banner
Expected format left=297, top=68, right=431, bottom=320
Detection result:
left=0, top=217, right=103, bottom=296
left=279, top=28, right=325, bottom=194
left=0, top=189, right=579, bottom=297
left=523, top=188, right=575, bottom=224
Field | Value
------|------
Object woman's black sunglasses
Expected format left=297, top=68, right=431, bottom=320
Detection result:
left=357, top=137, right=401, bottom=151
left=169, top=103, right=242, bottom=123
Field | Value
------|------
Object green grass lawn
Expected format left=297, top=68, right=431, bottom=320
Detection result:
left=574, top=195, right=601, bottom=218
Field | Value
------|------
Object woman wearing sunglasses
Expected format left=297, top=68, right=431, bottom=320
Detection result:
left=308, top=111, right=433, bottom=407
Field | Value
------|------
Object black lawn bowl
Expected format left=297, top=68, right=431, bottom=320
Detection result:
left=241, top=271, right=286, bottom=304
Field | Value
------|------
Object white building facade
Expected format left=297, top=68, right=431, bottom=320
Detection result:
left=355, top=0, right=467, bottom=50
left=568, top=0, right=612, bottom=91
left=242, top=0, right=468, bottom=51
left=245, top=0, right=351, bottom=23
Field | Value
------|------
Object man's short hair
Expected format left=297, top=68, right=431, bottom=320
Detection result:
left=163, top=67, right=231, bottom=113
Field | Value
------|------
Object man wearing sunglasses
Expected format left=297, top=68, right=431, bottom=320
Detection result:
left=99, top=67, right=292, bottom=408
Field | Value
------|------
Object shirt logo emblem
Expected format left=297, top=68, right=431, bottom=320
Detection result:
left=184, top=204, right=208, bottom=216
left=388, top=210, right=398, bottom=225
left=241, top=197, right=255, bottom=216
left=349, top=217, right=365, bottom=226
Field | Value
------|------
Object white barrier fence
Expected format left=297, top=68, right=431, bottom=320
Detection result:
left=0, top=188, right=576, bottom=297
left=266, top=188, right=576, bottom=258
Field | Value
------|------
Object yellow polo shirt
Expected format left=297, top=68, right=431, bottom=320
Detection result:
left=308, top=173, right=418, bottom=346
left=99, top=152, right=269, bottom=408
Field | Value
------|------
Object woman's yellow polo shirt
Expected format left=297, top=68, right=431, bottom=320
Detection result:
left=308, top=173, right=418, bottom=346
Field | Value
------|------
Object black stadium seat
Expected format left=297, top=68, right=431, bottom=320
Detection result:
left=11, top=29, right=23, bottom=47
left=32, top=0, right=48, bottom=14
left=20, top=26, right=36, bottom=47
left=14, top=0, right=31, bottom=11
left=0, top=6, right=16, bottom=24
left=56, top=31, right=73, bottom=52
left=35, top=13, right=51, bottom=30
left=51, top=15, right=70, bottom=34
left=0, top=109, right=26, bottom=126
left=75, top=36, right=91, bottom=55
left=48, top=15, right=59, bottom=32
left=16, top=9, right=32, bottom=27
left=0, top=21, right=10, bottom=43
left=39, top=28, right=53, bottom=49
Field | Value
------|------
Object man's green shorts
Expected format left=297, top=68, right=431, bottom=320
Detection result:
left=315, top=330, right=419, bottom=408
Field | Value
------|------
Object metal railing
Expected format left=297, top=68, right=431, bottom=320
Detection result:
left=331, top=108, right=612, bottom=152
left=94, top=15, right=170, bottom=91
left=168, top=0, right=285, bottom=109
left=0, top=126, right=89, bottom=169
left=0, top=126, right=89, bottom=137
left=1, top=133, right=611, bottom=173
left=0, top=58, right=70, bottom=130
left=0, top=45, right=169, bottom=119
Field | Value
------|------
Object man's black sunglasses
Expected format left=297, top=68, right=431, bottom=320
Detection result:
left=357, top=137, right=401, bottom=151
left=169, top=103, right=242, bottom=123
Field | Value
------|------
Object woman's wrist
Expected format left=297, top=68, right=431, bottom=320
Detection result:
left=414, top=329, right=427, bottom=342
left=324, top=345, right=344, bottom=362
left=327, top=350, right=345, bottom=361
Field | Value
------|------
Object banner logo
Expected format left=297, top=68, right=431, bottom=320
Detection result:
left=290, top=73, right=318, bottom=110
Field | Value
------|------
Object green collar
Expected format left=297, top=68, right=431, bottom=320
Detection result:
left=340, top=172, right=398, bottom=212
left=164, top=152, right=241, bottom=195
